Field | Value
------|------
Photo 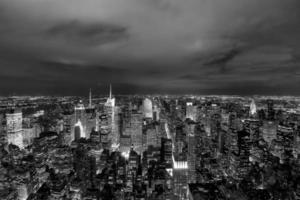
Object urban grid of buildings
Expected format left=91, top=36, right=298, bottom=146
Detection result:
left=0, top=87, right=300, bottom=200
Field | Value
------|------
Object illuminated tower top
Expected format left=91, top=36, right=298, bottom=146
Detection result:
left=75, top=100, right=85, bottom=110
left=250, top=99, right=257, bottom=116
left=105, top=84, right=115, bottom=107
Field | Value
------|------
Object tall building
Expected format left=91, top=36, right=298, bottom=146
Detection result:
left=266, top=99, right=275, bottom=120
left=6, top=109, right=23, bottom=148
left=162, top=138, right=173, bottom=168
left=236, top=130, right=251, bottom=179
left=0, top=115, right=6, bottom=146
left=123, top=112, right=143, bottom=154
left=186, top=102, right=197, bottom=121
left=173, top=169, right=188, bottom=200
left=73, top=101, right=87, bottom=140
left=144, top=123, right=161, bottom=149
left=87, top=88, right=95, bottom=109
left=277, top=125, right=294, bottom=151
left=244, top=119, right=260, bottom=145
left=62, top=114, right=72, bottom=145
left=249, top=99, right=257, bottom=117
left=173, top=125, right=188, bottom=200
left=261, top=121, right=277, bottom=145
left=153, top=104, right=160, bottom=121
left=186, top=122, right=196, bottom=183
left=105, top=84, right=115, bottom=108
left=104, top=85, right=119, bottom=149
left=72, top=90, right=97, bottom=141
left=143, top=98, right=153, bottom=119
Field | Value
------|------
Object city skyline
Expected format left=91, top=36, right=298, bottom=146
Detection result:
left=1, top=0, right=300, bottom=95
left=0, top=94, right=299, bottom=199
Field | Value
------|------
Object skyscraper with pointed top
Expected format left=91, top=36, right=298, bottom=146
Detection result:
left=104, top=84, right=119, bottom=149
left=105, top=84, right=115, bottom=107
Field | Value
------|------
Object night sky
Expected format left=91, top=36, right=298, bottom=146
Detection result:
left=0, top=0, right=300, bottom=96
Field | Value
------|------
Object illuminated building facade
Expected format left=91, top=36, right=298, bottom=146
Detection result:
left=173, top=169, right=188, bottom=200
left=277, top=125, right=294, bottom=151
left=186, top=122, right=196, bottom=183
left=104, top=85, right=119, bottom=149
left=6, top=110, right=23, bottom=148
left=173, top=125, right=188, bottom=200
left=153, top=104, right=160, bottom=121
left=162, top=138, right=173, bottom=168
left=123, top=112, right=143, bottom=154
left=72, top=101, right=87, bottom=140
left=143, top=98, right=153, bottom=119
left=185, top=102, right=197, bottom=121
left=71, top=90, right=98, bottom=141
left=262, top=121, right=277, bottom=145
left=244, top=118, right=260, bottom=146
left=249, top=99, right=257, bottom=116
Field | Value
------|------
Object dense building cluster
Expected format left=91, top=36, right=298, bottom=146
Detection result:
left=0, top=92, right=300, bottom=200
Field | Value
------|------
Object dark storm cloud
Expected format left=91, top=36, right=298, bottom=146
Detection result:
left=1, top=0, right=300, bottom=95
left=38, top=60, right=130, bottom=82
left=189, top=47, right=243, bottom=73
left=45, top=20, right=129, bottom=46
left=203, top=48, right=241, bottom=66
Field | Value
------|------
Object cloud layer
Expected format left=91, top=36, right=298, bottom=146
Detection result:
left=0, top=0, right=300, bottom=95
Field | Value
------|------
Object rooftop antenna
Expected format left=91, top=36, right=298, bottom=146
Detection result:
left=109, top=84, right=112, bottom=99
left=89, top=88, right=92, bottom=108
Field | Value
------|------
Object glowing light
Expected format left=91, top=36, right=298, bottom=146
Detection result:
left=75, top=100, right=85, bottom=110
left=165, top=123, right=172, bottom=139
left=111, top=143, right=120, bottom=151
left=250, top=99, right=257, bottom=116
left=121, top=151, right=129, bottom=159
left=172, top=155, right=188, bottom=169
left=166, top=168, right=173, bottom=177
left=143, top=98, right=153, bottom=119
left=75, top=120, right=85, bottom=138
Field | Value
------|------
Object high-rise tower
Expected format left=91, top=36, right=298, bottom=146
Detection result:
left=73, top=100, right=87, bottom=140
left=104, top=84, right=119, bottom=149
left=105, top=84, right=115, bottom=107
left=6, top=109, right=23, bottom=148
left=143, top=98, right=153, bottom=119
left=249, top=99, right=257, bottom=116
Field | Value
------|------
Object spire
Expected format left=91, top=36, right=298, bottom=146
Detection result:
left=89, top=88, right=92, bottom=108
left=109, top=84, right=112, bottom=99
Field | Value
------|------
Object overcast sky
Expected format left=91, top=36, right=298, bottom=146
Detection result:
left=0, top=0, right=300, bottom=95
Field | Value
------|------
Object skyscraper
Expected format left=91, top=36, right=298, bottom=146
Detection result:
left=262, top=121, right=277, bottom=145
left=6, top=109, right=23, bottom=148
left=73, top=100, right=87, bottom=140
left=267, top=99, right=275, bottom=120
left=143, top=98, right=153, bottom=119
left=186, top=122, right=196, bottom=183
left=104, top=85, right=119, bottom=149
left=186, top=102, right=197, bottom=121
left=249, top=99, right=257, bottom=117
left=105, top=84, right=115, bottom=108
left=87, top=88, right=94, bottom=109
